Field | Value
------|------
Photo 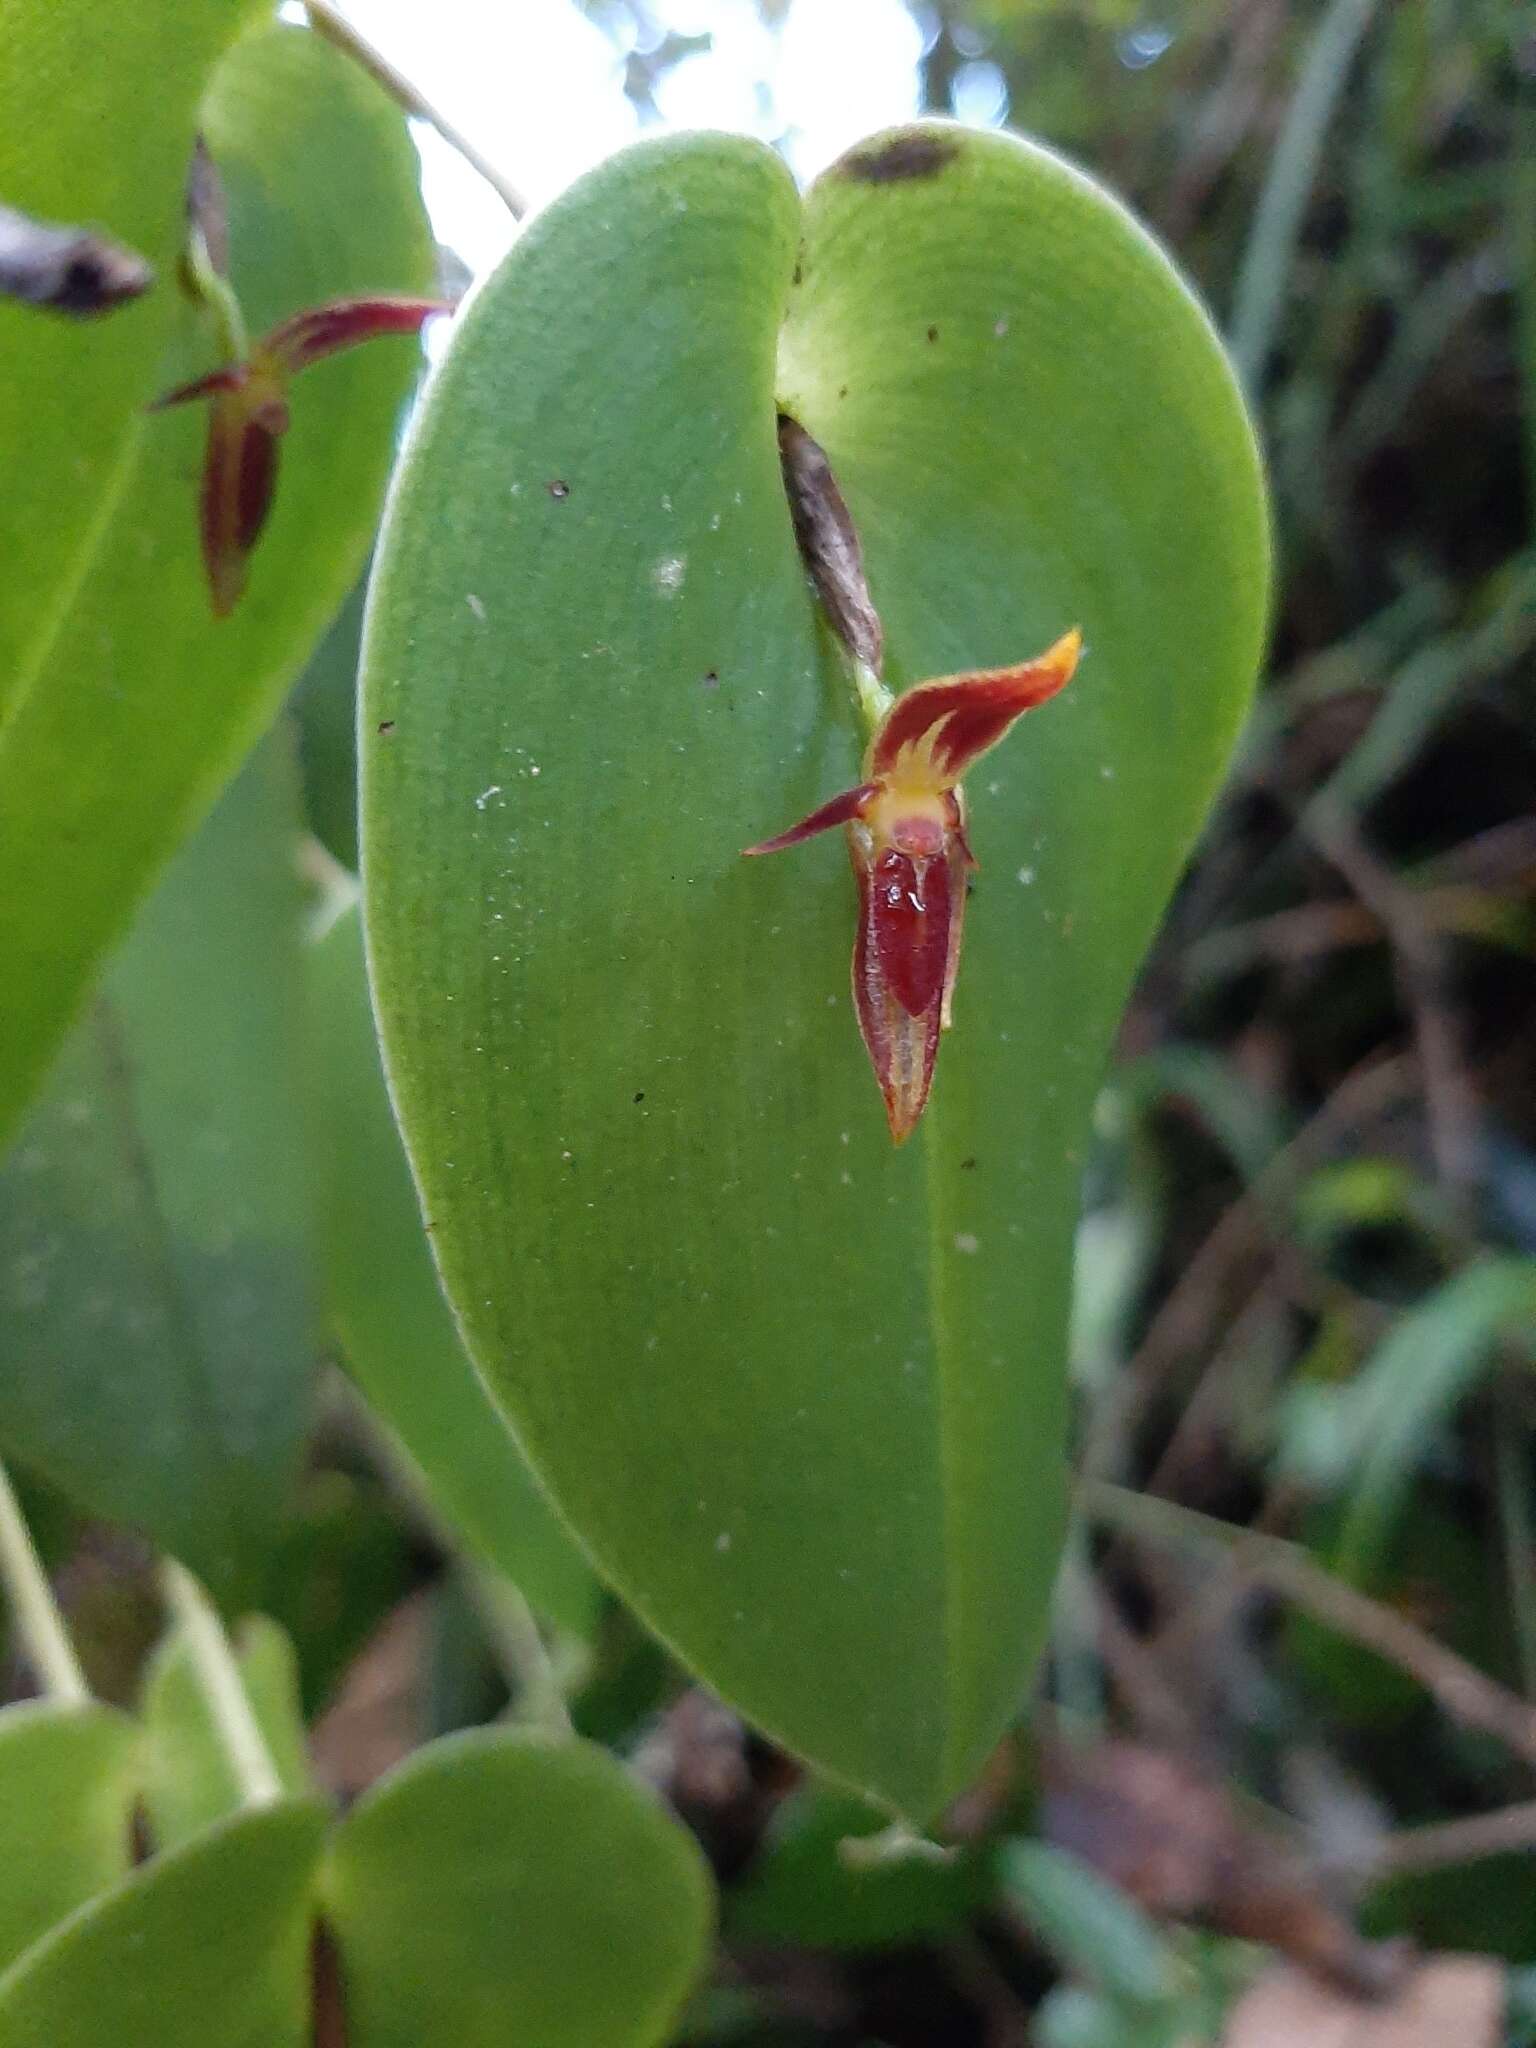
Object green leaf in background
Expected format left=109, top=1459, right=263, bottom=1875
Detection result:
left=0, top=20, right=434, bottom=1146
left=294, top=576, right=368, bottom=871
left=309, top=906, right=598, bottom=1636
left=0, top=741, right=315, bottom=1605
left=141, top=1615, right=314, bottom=1855
left=322, top=1728, right=714, bottom=2048
left=0, top=1702, right=139, bottom=1973
left=363, top=125, right=1268, bottom=1816
left=1279, top=1254, right=1536, bottom=1580
left=1002, top=1840, right=1180, bottom=2012
left=0, top=0, right=256, bottom=714
left=0, top=1798, right=328, bottom=2047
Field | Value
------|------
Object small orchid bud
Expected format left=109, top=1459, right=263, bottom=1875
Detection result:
left=745, top=629, right=1081, bottom=1143
left=152, top=295, right=448, bottom=616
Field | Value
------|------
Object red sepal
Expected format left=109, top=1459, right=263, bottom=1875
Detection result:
left=262, top=295, right=449, bottom=375
left=742, top=782, right=880, bottom=857
left=870, top=630, right=1081, bottom=782
left=199, top=382, right=288, bottom=618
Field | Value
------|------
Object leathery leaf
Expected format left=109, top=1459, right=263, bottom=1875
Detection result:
left=362, top=124, right=1269, bottom=1816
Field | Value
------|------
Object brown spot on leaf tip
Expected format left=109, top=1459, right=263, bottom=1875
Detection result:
left=547, top=478, right=570, bottom=499
left=376, top=719, right=396, bottom=736
left=840, top=133, right=960, bottom=185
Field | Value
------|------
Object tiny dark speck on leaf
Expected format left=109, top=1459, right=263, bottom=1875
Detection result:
left=376, top=720, right=396, bottom=736
left=792, top=262, right=803, bottom=286
left=960, top=1156, right=978, bottom=1172
left=926, top=324, right=939, bottom=342
left=840, top=133, right=960, bottom=184
left=837, top=385, right=848, bottom=399
left=702, top=670, right=720, bottom=689
left=633, top=1091, right=645, bottom=1104
left=547, top=479, right=570, bottom=499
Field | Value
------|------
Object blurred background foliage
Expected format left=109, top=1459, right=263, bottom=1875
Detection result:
left=6, top=0, right=1535, bottom=2042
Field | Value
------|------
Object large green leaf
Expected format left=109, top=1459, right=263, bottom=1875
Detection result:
left=362, top=125, right=1269, bottom=1816
left=0, top=1702, right=139, bottom=1973
left=322, top=1728, right=713, bottom=2048
left=0, top=742, right=316, bottom=1603
left=141, top=1614, right=315, bottom=1855
left=0, top=0, right=256, bottom=715
left=310, top=907, right=598, bottom=1634
left=0, top=21, right=433, bottom=1145
left=0, top=1799, right=328, bottom=2046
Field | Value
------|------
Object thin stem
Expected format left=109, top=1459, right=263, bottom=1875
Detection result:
left=1341, top=1798, right=1536, bottom=1880
left=336, top=1376, right=576, bottom=1738
left=185, top=223, right=247, bottom=362
left=0, top=1459, right=90, bottom=1705
left=851, top=656, right=893, bottom=736
left=1081, top=1480, right=1536, bottom=1772
left=305, top=0, right=527, bottom=221
left=1229, top=0, right=1379, bottom=391
left=160, top=1560, right=283, bottom=1807
left=469, top=1567, right=574, bottom=1739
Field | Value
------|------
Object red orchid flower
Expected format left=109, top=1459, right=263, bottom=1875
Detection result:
left=745, top=629, right=1081, bottom=1144
left=151, top=296, right=448, bottom=617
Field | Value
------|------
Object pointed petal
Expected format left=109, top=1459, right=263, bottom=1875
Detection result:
left=148, top=363, right=247, bottom=411
left=870, top=627, right=1081, bottom=782
left=200, top=390, right=283, bottom=618
left=742, top=782, right=879, bottom=857
left=262, top=295, right=450, bottom=376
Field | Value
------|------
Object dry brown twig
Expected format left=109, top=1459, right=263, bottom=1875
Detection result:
left=1079, top=1051, right=1416, bottom=1485
left=1083, top=1482, right=1536, bottom=1773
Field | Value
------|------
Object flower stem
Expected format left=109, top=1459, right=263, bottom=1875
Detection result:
left=851, top=655, right=893, bottom=737
left=184, top=220, right=247, bottom=363
left=0, top=1458, right=90, bottom=1705
left=466, top=1566, right=574, bottom=1740
left=305, top=0, right=527, bottom=221
left=159, top=1560, right=282, bottom=1807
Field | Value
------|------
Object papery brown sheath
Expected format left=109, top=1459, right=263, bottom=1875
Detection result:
left=744, top=629, right=1081, bottom=1143
left=150, top=296, right=448, bottom=616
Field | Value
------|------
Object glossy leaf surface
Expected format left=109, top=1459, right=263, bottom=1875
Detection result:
left=0, top=1799, right=328, bottom=2046
left=363, top=126, right=1269, bottom=1814
left=310, top=908, right=597, bottom=1633
left=323, top=1728, right=714, bottom=2048
left=0, top=744, right=316, bottom=1603
left=142, top=1615, right=314, bottom=1854
left=0, top=1703, right=139, bottom=1972
left=0, top=21, right=433, bottom=1144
